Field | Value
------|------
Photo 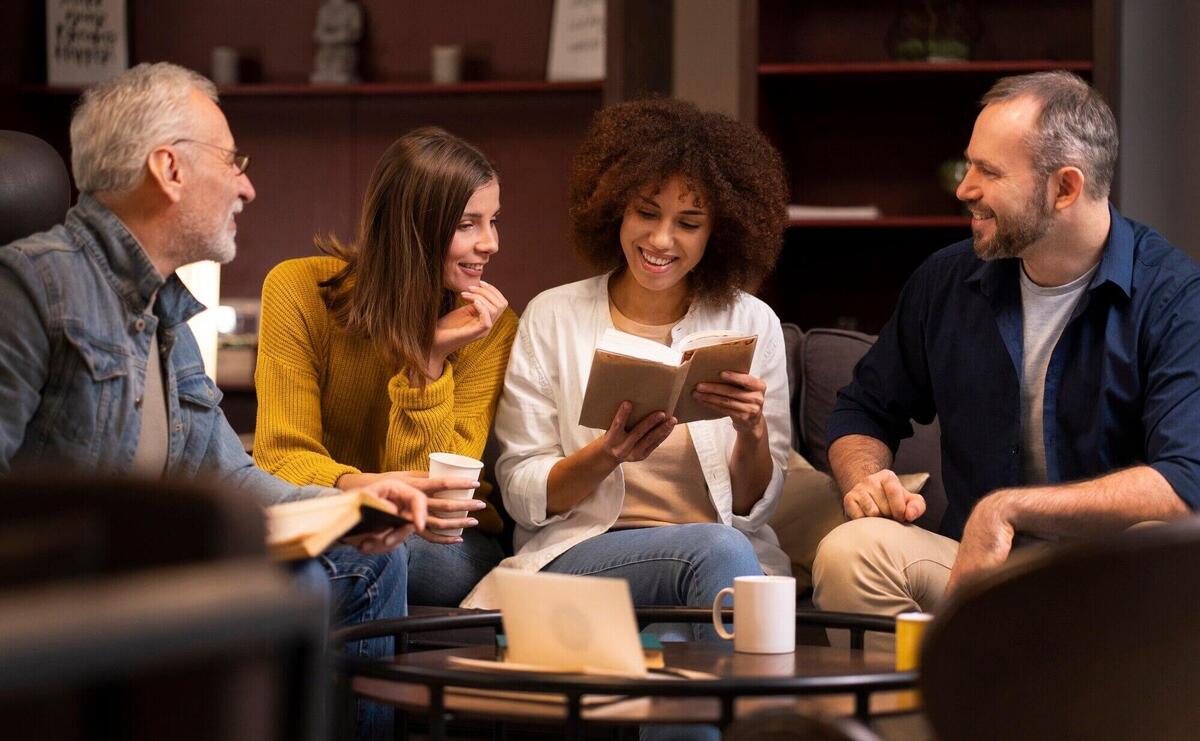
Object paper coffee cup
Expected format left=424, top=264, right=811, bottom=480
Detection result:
left=894, top=611, right=934, bottom=671
left=427, top=452, right=484, bottom=536
left=895, top=611, right=934, bottom=709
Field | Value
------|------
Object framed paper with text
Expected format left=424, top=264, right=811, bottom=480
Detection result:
left=547, top=0, right=605, bottom=81
left=46, top=0, right=129, bottom=86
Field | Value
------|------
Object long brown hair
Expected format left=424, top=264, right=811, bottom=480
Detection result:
left=318, top=127, right=497, bottom=381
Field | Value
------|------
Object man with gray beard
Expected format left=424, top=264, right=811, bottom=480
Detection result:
left=811, top=71, right=1200, bottom=638
left=0, top=64, right=468, bottom=735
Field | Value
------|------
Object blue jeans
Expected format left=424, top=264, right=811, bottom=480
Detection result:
left=543, top=523, right=762, bottom=640
left=320, top=529, right=504, bottom=739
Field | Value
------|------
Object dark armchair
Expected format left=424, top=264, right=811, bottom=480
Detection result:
left=0, top=130, right=72, bottom=245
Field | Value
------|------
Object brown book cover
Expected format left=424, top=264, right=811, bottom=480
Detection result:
left=578, top=329, right=757, bottom=429
left=265, top=491, right=410, bottom=560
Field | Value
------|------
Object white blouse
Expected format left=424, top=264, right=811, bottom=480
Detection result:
left=461, top=273, right=792, bottom=608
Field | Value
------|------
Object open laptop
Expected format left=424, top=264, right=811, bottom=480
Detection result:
left=492, top=568, right=647, bottom=677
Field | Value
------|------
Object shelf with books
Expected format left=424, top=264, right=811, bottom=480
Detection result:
left=754, top=0, right=1097, bottom=330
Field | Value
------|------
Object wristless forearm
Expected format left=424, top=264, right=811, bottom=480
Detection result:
left=545, top=440, right=618, bottom=516
left=991, top=466, right=1187, bottom=537
left=828, top=434, right=894, bottom=494
left=729, top=425, right=772, bottom=515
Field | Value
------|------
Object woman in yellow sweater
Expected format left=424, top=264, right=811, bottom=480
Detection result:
left=254, top=127, right=517, bottom=611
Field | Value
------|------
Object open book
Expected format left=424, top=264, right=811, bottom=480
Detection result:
left=578, top=328, right=758, bottom=429
left=265, top=490, right=410, bottom=560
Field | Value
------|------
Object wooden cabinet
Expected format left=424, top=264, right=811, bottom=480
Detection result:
left=755, top=0, right=1096, bottom=332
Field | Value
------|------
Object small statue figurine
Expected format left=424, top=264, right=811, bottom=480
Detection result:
left=310, top=0, right=363, bottom=84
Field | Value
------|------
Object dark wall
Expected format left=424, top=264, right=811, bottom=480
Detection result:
left=0, top=0, right=597, bottom=311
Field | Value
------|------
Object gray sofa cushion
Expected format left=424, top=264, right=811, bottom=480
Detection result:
left=783, top=324, right=947, bottom=531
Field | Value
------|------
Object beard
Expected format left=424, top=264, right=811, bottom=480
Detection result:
left=168, top=200, right=239, bottom=269
left=969, top=181, right=1055, bottom=261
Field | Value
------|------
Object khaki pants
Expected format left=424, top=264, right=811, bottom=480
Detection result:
left=812, top=518, right=959, bottom=651
left=813, top=518, right=1166, bottom=651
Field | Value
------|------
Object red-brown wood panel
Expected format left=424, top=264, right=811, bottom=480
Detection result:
left=133, top=0, right=558, bottom=84
left=220, top=90, right=598, bottom=308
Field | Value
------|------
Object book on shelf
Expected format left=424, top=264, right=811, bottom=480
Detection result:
left=786, top=204, right=882, bottom=221
left=578, top=328, right=758, bottom=429
left=265, top=490, right=410, bottom=560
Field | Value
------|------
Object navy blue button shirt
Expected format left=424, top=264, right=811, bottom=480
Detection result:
left=829, top=205, right=1200, bottom=539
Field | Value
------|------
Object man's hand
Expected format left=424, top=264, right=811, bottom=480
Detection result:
left=338, top=470, right=486, bottom=545
left=945, top=492, right=1016, bottom=595
left=340, top=475, right=430, bottom=554
left=842, top=469, right=926, bottom=522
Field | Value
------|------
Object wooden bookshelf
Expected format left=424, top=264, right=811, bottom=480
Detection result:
left=760, top=60, right=1094, bottom=77
left=756, top=0, right=1098, bottom=332
left=23, top=80, right=603, bottom=98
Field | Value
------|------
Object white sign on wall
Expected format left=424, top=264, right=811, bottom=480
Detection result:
left=46, top=0, right=129, bottom=86
left=547, top=0, right=605, bottom=81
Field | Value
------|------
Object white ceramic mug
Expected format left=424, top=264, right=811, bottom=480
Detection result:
left=427, top=452, right=484, bottom=536
left=711, top=575, right=796, bottom=654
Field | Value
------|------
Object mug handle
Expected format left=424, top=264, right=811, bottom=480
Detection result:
left=711, top=587, right=735, bottom=640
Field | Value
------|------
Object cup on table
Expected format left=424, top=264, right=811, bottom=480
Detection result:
left=894, top=611, right=934, bottom=671
left=427, top=452, right=484, bottom=536
left=711, top=575, right=796, bottom=654
left=894, top=611, right=934, bottom=708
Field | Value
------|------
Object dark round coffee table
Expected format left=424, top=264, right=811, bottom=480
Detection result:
left=334, top=607, right=916, bottom=740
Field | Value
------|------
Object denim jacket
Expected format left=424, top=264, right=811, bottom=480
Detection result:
left=0, top=195, right=324, bottom=504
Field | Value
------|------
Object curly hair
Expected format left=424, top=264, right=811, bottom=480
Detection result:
left=569, top=98, right=788, bottom=305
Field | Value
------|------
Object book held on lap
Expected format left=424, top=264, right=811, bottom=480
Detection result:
left=265, top=490, right=409, bottom=560
left=578, top=328, right=758, bottom=429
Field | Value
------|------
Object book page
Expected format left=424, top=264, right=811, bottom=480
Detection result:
left=596, top=328, right=682, bottom=366
left=266, top=493, right=358, bottom=545
left=670, top=336, right=758, bottom=424
left=678, top=330, right=754, bottom=352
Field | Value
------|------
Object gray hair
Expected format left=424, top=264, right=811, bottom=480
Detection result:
left=982, top=71, right=1118, bottom=200
left=70, top=62, right=219, bottom=194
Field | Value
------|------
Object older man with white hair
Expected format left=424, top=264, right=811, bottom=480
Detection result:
left=0, top=62, right=458, bottom=736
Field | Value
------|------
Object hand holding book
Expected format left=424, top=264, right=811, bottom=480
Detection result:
left=578, top=328, right=760, bottom=429
left=266, top=473, right=470, bottom=560
left=692, top=370, right=768, bottom=437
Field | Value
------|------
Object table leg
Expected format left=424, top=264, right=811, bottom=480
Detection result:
left=720, top=694, right=736, bottom=727
left=565, top=693, right=584, bottom=741
left=855, top=690, right=870, bottom=722
left=428, top=685, right=446, bottom=740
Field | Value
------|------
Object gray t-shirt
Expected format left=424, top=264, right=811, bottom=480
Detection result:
left=130, top=293, right=169, bottom=478
left=1019, top=262, right=1099, bottom=484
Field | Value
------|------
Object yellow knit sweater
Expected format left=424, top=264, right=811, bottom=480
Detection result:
left=253, top=256, right=517, bottom=533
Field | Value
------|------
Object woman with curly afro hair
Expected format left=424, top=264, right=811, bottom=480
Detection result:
left=463, top=99, right=792, bottom=635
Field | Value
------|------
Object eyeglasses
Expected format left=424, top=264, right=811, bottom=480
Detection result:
left=171, top=138, right=251, bottom=175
